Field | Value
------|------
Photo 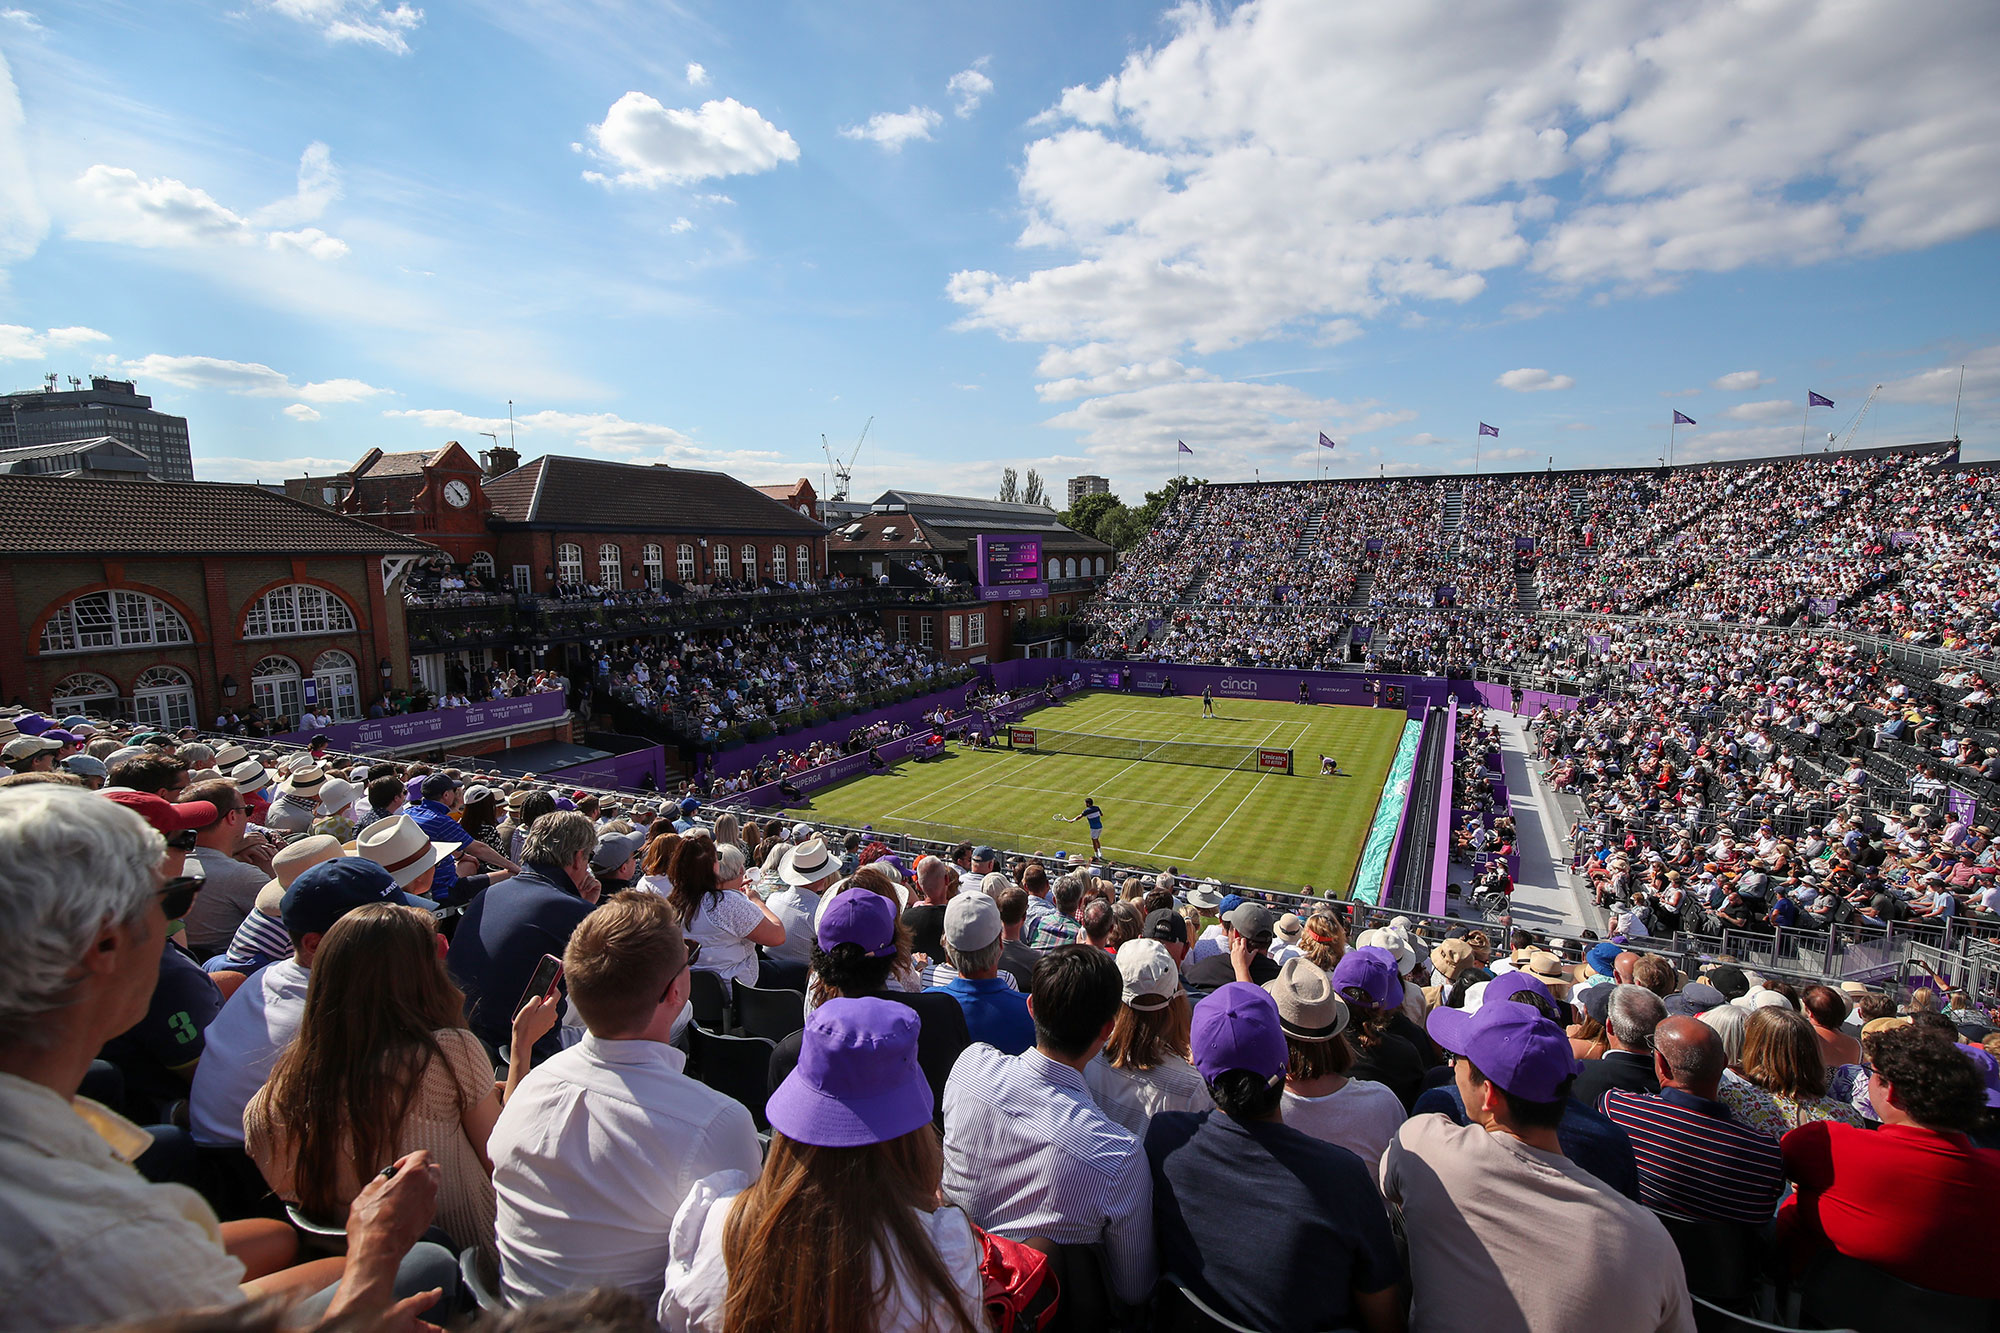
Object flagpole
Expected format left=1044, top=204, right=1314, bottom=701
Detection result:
left=1668, top=412, right=1676, bottom=468
left=1474, top=424, right=1481, bottom=476
left=1800, top=400, right=1809, bottom=455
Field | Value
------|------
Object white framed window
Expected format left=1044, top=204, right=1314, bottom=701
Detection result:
left=133, top=665, right=196, bottom=731
left=740, top=544, right=757, bottom=580
left=772, top=545, right=787, bottom=581
left=714, top=543, right=733, bottom=581
left=677, top=544, right=697, bottom=582
left=598, top=543, right=623, bottom=589
left=511, top=564, right=531, bottom=593
left=469, top=552, right=496, bottom=580
left=968, top=613, right=986, bottom=647
left=312, top=649, right=361, bottom=721
left=51, top=671, right=118, bottom=715
left=252, top=655, right=303, bottom=727
left=243, top=584, right=358, bottom=639
left=556, top=543, right=584, bottom=583
left=796, top=544, right=811, bottom=579
left=919, top=617, right=935, bottom=648
left=642, top=544, right=665, bottom=589
left=949, top=615, right=964, bottom=648
left=1094, top=557, right=1106, bottom=576
left=1064, top=558, right=1077, bottom=579
left=40, top=591, right=193, bottom=655
left=896, top=615, right=909, bottom=645
left=1046, top=559, right=1059, bottom=579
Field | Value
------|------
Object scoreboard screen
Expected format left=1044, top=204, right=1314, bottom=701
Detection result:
left=977, top=534, right=1043, bottom=585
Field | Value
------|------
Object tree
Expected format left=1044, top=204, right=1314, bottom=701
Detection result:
left=997, top=467, right=1019, bottom=503
left=1023, top=468, right=1047, bottom=508
left=1060, top=490, right=1125, bottom=542
left=1132, top=475, right=1204, bottom=532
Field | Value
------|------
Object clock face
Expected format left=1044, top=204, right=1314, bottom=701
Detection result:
left=443, top=479, right=472, bottom=508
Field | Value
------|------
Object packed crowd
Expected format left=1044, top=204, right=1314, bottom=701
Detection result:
left=8, top=706, right=1996, bottom=1330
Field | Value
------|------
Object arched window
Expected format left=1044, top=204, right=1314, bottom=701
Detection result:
left=713, top=543, right=732, bottom=582
left=796, top=544, right=811, bottom=580
left=741, top=544, right=758, bottom=581
left=556, top=543, right=584, bottom=584
left=51, top=671, right=118, bottom=715
left=771, top=545, right=787, bottom=581
left=642, top=544, right=664, bottom=589
left=133, top=665, right=197, bottom=731
left=243, top=584, right=358, bottom=639
left=597, top=543, right=623, bottom=590
left=1094, top=556, right=1106, bottom=576
left=312, top=649, right=361, bottom=722
left=252, top=654, right=303, bottom=728
left=1046, top=559, right=1059, bottom=579
left=1064, top=558, right=1077, bottom=579
left=677, top=543, right=697, bottom=583
left=469, top=551, right=496, bottom=580
left=40, top=590, right=193, bottom=655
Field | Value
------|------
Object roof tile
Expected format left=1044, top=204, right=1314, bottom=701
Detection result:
left=0, top=475, right=439, bottom=556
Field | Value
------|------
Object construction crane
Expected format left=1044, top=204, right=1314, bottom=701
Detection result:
left=1831, top=384, right=1883, bottom=450
left=820, top=416, right=872, bottom=501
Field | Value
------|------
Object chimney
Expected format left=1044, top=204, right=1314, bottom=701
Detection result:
left=482, top=445, right=520, bottom=477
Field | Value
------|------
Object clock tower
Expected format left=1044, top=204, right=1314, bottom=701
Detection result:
left=335, top=441, right=497, bottom=569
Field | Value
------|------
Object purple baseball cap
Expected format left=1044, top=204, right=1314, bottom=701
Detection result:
left=1190, top=982, right=1288, bottom=1083
left=1484, top=971, right=1556, bottom=1008
left=1428, top=1000, right=1580, bottom=1103
left=41, top=728, right=83, bottom=747
left=817, top=889, right=898, bottom=957
left=766, top=997, right=933, bottom=1147
left=405, top=775, right=427, bottom=803
left=1332, top=945, right=1403, bottom=1012
left=1963, top=1044, right=2000, bottom=1110
left=13, top=713, right=50, bottom=736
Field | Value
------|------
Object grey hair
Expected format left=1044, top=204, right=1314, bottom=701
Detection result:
left=1698, top=1003, right=1749, bottom=1065
left=522, top=811, right=599, bottom=868
left=945, top=937, right=1004, bottom=977
left=1605, top=984, right=1667, bottom=1048
left=715, top=842, right=747, bottom=881
left=0, top=785, right=163, bottom=1042
left=177, top=742, right=215, bottom=768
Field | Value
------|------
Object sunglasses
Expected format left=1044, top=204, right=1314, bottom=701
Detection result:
left=164, top=830, right=199, bottom=851
left=660, top=938, right=702, bottom=1002
left=158, top=875, right=204, bottom=922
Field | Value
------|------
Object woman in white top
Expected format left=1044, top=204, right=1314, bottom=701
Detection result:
left=1266, top=956, right=1407, bottom=1177
left=660, top=997, right=983, bottom=1333
left=1085, top=939, right=1213, bottom=1136
left=669, top=837, right=786, bottom=988
left=638, top=830, right=682, bottom=897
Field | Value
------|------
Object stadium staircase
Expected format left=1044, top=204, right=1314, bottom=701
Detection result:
left=1441, top=480, right=1465, bottom=538
left=1514, top=563, right=1540, bottom=612
left=1566, top=481, right=1588, bottom=516
left=1290, top=500, right=1330, bottom=562
left=1348, top=563, right=1375, bottom=607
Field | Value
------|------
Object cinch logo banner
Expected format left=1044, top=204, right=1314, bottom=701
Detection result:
left=1216, top=677, right=1259, bottom=695
left=1257, top=749, right=1292, bottom=773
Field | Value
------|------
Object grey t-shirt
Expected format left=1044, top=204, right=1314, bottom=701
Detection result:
left=184, top=847, right=277, bottom=959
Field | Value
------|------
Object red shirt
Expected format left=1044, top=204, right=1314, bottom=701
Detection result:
left=1778, top=1120, right=2000, bottom=1297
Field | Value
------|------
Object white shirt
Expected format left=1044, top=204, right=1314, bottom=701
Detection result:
left=189, top=958, right=310, bottom=1146
left=0, top=1075, right=246, bottom=1326
left=490, top=1034, right=762, bottom=1307
left=761, top=884, right=820, bottom=965
left=683, top=891, right=770, bottom=988
left=1281, top=1079, right=1408, bottom=1179
left=1084, top=1051, right=1214, bottom=1138
left=659, top=1170, right=983, bottom=1333
left=941, top=1045, right=1155, bottom=1305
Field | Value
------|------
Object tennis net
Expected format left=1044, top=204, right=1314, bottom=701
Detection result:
left=1006, top=725, right=1292, bottom=775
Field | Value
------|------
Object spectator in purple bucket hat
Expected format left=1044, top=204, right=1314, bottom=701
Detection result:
left=1333, top=945, right=1430, bottom=1109
left=658, top=996, right=984, bottom=1333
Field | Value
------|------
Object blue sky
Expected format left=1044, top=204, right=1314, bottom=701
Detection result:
left=1, top=0, right=1997, bottom=500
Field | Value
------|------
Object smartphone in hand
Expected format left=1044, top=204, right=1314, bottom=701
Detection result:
left=518, top=953, right=563, bottom=1015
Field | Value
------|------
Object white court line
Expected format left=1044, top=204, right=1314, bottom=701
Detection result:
left=981, top=780, right=1189, bottom=811
left=877, top=749, right=1047, bottom=820
left=1188, top=768, right=1280, bottom=862
left=1145, top=718, right=1288, bottom=855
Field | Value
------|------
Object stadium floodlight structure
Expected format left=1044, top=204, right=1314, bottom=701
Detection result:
left=1006, top=726, right=1292, bottom=775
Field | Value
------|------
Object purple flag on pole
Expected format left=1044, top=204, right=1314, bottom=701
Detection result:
left=1808, top=391, right=1834, bottom=408
left=1177, top=440, right=1193, bottom=454
left=1673, top=410, right=1696, bottom=426
left=1318, top=432, right=1338, bottom=450
left=1478, top=422, right=1499, bottom=437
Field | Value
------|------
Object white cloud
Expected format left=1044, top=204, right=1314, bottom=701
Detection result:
left=1724, top=398, right=1795, bottom=421
left=1496, top=366, right=1574, bottom=392
left=583, top=93, right=799, bottom=188
left=1878, top=344, right=2000, bottom=408
left=669, top=216, right=694, bottom=234
left=383, top=406, right=782, bottom=468
left=839, top=105, right=943, bottom=152
left=1, top=9, right=40, bottom=31
left=0, top=50, right=44, bottom=268
left=195, top=453, right=360, bottom=482
left=284, top=403, right=322, bottom=421
left=1712, top=369, right=1771, bottom=392
left=69, top=153, right=351, bottom=259
left=256, top=1, right=423, bottom=55
left=120, top=353, right=389, bottom=403
left=0, top=324, right=111, bottom=359
left=950, top=0, right=2000, bottom=375
left=685, top=62, right=709, bottom=87
left=948, top=60, right=993, bottom=117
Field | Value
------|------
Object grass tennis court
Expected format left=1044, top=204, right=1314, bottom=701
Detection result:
left=797, top=691, right=1411, bottom=893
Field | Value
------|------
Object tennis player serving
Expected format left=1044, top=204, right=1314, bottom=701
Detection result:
left=1058, top=797, right=1104, bottom=858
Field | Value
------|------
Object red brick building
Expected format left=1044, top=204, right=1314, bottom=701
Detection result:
left=755, top=477, right=821, bottom=523
left=0, top=475, right=437, bottom=729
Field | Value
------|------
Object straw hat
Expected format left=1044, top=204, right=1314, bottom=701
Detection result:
left=352, top=814, right=459, bottom=889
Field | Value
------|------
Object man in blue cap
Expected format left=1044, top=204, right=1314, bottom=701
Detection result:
left=1146, top=983, right=1403, bottom=1333
left=1383, top=999, right=1690, bottom=1333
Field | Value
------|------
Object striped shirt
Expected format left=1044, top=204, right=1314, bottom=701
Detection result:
left=1024, top=909, right=1082, bottom=950
left=941, top=1045, right=1155, bottom=1305
left=1600, top=1087, right=1784, bottom=1223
